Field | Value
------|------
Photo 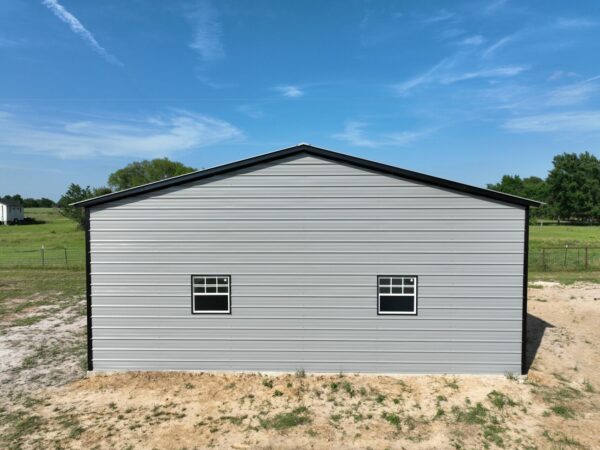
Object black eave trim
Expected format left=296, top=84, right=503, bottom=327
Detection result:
left=72, top=144, right=542, bottom=208
left=521, top=207, right=529, bottom=375
left=85, top=208, right=93, bottom=371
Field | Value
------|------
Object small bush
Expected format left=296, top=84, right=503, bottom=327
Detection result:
left=262, top=378, right=273, bottom=389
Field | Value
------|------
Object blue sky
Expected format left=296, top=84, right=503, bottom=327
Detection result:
left=1, top=0, right=599, bottom=199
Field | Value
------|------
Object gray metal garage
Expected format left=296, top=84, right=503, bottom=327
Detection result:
left=74, top=144, right=541, bottom=374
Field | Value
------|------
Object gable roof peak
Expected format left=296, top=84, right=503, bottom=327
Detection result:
left=72, top=144, right=542, bottom=208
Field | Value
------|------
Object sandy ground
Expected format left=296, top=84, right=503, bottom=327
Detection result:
left=1, top=283, right=599, bottom=449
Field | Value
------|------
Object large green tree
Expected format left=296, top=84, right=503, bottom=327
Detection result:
left=546, top=152, right=600, bottom=221
left=108, top=158, right=196, bottom=191
left=58, top=184, right=110, bottom=228
left=487, top=175, right=548, bottom=202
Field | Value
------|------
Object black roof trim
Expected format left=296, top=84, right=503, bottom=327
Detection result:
left=72, top=144, right=542, bottom=208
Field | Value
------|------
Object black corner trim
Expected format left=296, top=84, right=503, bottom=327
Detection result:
left=85, top=208, right=93, bottom=371
left=71, top=144, right=543, bottom=209
left=521, top=206, right=529, bottom=375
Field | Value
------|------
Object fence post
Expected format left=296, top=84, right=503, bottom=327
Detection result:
left=585, top=247, right=589, bottom=271
left=41, top=245, right=45, bottom=267
left=564, top=245, right=568, bottom=267
left=542, top=248, right=546, bottom=271
left=64, top=247, right=68, bottom=266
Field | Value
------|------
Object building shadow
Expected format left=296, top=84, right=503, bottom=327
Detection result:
left=524, top=313, right=554, bottom=374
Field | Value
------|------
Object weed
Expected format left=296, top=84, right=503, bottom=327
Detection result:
left=329, top=382, right=339, bottom=392
left=550, top=405, right=575, bottom=419
left=273, top=390, right=283, bottom=397
left=375, top=394, right=386, bottom=404
left=434, top=408, right=445, bottom=419
left=341, top=381, right=355, bottom=397
left=452, top=402, right=488, bottom=425
left=583, top=380, right=595, bottom=393
left=11, top=315, right=46, bottom=327
left=262, top=379, right=274, bottom=389
left=330, top=413, right=342, bottom=423
left=0, top=411, right=45, bottom=448
left=381, top=411, right=401, bottom=428
left=184, top=383, right=194, bottom=389
left=445, top=378, right=460, bottom=390
left=220, top=414, right=248, bottom=426
left=487, top=390, right=516, bottom=409
left=483, top=423, right=505, bottom=447
left=260, top=406, right=311, bottom=430
left=295, top=369, right=306, bottom=378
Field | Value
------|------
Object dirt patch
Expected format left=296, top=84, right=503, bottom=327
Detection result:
left=1, top=284, right=600, bottom=449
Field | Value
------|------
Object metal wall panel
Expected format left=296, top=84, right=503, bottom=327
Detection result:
left=89, top=153, right=525, bottom=373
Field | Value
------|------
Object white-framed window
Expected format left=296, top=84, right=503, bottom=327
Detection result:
left=377, top=276, right=418, bottom=315
left=191, top=275, right=231, bottom=314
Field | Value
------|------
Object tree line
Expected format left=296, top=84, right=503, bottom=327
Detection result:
left=0, top=194, right=56, bottom=208
left=5, top=152, right=598, bottom=227
left=487, top=152, right=599, bottom=222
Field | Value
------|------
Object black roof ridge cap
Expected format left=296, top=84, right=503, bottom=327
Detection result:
left=71, top=144, right=542, bottom=208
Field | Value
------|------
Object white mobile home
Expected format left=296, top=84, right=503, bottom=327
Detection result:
left=74, top=145, right=541, bottom=374
left=0, top=199, right=24, bottom=224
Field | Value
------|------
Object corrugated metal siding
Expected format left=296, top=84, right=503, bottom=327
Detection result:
left=89, top=153, right=525, bottom=373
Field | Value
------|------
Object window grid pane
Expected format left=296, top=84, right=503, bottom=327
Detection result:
left=192, top=275, right=231, bottom=313
left=378, top=276, right=417, bottom=315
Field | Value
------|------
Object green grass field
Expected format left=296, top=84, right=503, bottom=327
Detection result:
left=529, top=224, right=600, bottom=247
left=0, top=208, right=598, bottom=283
left=0, top=208, right=84, bottom=267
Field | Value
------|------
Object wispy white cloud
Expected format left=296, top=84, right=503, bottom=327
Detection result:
left=482, top=34, right=515, bottom=58
left=236, top=104, right=264, bottom=119
left=275, top=85, right=304, bottom=98
left=42, top=0, right=122, bottom=66
left=392, top=59, right=452, bottom=96
left=548, top=70, right=578, bottom=81
left=392, top=57, right=527, bottom=96
left=546, top=77, right=599, bottom=106
left=483, top=0, right=508, bottom=15
left=440, top=66, right=527, bottom=84
left=422, top=9, right=455, bottom=24
left=0, top=163, right=62, bottom=174
left=0, top=110, right=242, bottom=159
left=503, top=111, right=600, bottom=133
left=187, top=0, right=224, bottom=62
left=332, top=121, right=432, bottom=148
left=0, top=36, right=27, bottom=47
left=459, top=35, right=486, bottom=46
left=554, top=18, right=598, bottom=29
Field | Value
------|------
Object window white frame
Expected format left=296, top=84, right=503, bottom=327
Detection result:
left=377, top=275, right=418, bottom=315
left=191, top=275, right=231, bottom=314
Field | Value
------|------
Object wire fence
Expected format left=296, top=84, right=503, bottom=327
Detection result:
left=0, top=245, right=598, bottom=272
left=0, top=247, right=86, bottom=268
left=529, top=246, right=600, bottom=272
